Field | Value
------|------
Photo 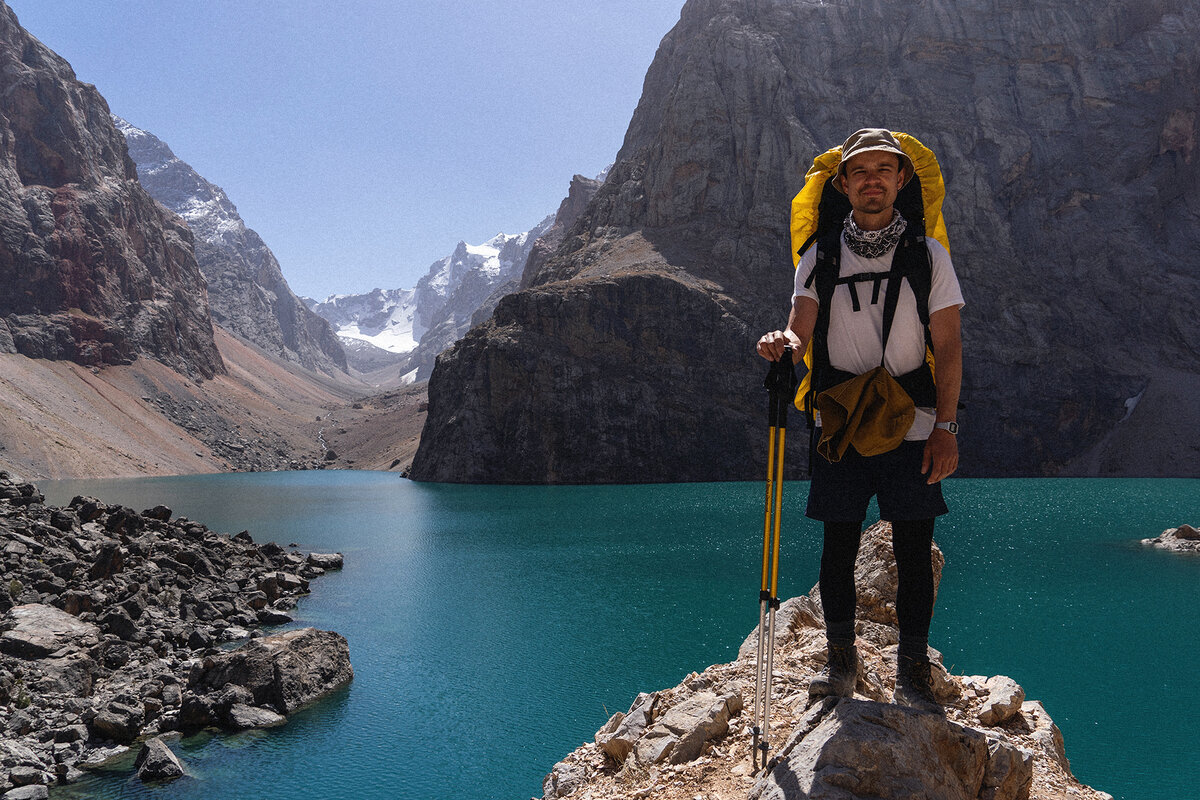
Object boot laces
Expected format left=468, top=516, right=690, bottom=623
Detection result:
left=827, top=643, right=855, bottom=674
left=901, top=658, right=934, bottom=698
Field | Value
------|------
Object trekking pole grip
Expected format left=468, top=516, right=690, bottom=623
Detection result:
left=764, top=345, right=798, bottom=396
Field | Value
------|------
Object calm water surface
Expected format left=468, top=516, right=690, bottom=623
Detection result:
left=38, top=473, right=1200, bottom=800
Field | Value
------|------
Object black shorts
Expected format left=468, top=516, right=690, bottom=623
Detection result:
left=805, top=438, right=949, bottom=523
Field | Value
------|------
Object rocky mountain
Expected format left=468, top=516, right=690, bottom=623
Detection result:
left=0, top=2, right=222, bottom=379
left=402, top=220, right=554, bottom=381
left=411, top=0, right=1200, bottom=483
left=114, top=118, right=347, bottom=376
left=308, top=214, right=555, bottom=382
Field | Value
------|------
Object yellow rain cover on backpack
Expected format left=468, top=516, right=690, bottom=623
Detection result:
left=789, top=131, right=949, bottom=412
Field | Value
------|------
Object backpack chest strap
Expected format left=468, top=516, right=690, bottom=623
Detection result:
left=836, top=271, right=892, bottom=312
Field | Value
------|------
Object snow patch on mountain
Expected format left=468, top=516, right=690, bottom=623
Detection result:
left=308, top=220, right=550, bottom=370
left=115, top=117, right=245, bottom=244
left=305, top=289, right=420, bottom=354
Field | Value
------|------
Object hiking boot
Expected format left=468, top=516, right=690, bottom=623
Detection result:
left=894, top=656, right=942, bottom=714
left=809, top=642, right=858, bottom=699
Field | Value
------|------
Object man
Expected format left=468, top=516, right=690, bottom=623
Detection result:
left=756, top=129, right=963, bottom=713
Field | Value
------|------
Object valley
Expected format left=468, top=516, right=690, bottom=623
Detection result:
left=0, top=326, right=426, bottom=480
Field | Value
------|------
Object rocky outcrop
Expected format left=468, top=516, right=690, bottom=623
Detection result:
left=1141, top=523, right=1200, bottom=553
left=0, top=3, right=222, bottom=379
left=514, top=176, right=604, bottom=295
left=0, top=604, right=99, bottom=660
left=115, top=118, right=347, bottom=376
left=181, top=627, right=352, bottom=729
left=413, top=0, right=1200, bottom=483
left=539, top=522, right=1110, bottom=800
left=0, top=470, right=347, bottom=791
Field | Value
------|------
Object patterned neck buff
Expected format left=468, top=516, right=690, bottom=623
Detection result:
left=843, top=210, right=907, bottom=259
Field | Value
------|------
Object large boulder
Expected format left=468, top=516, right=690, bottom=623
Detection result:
left=634, top=691, right=743, bottom=765
left=186, top=627, right=352, bottom=717
left=89, top=700, right=144, bottom=745
left=133, top=737, right=185, bottom=782
left=749, top=699, right=1029, bottom=800
left=978, top=676, right=1026, bottom=727
left=0, top=604, right=99, bottom=659
left=595, top=692, right=658, bottom=764
left=1141, top=523, right=1200, bottom=553
left=33, top=654, right=95, bottom=696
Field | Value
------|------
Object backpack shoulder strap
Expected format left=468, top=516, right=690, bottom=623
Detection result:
left=892, top=229, right=932, bottom=327
left=889, top=229, right=936, bottom=388
left=799, top=227, right=842, bottom=417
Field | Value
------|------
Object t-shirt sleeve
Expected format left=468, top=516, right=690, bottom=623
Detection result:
left=926, top=238, right=965, bottom=314
left=792, top=244, right=819, bottom=305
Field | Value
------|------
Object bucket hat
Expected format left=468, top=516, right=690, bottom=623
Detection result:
left=834, top=128, right=915, bottom=193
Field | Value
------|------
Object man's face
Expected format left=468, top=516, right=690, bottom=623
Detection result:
left=841, top=151, right=905, bottom=218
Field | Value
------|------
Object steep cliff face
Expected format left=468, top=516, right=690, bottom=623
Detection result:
left=413, top=0, right=1200, bottom=483
left=115, top=118, right=347, bottom=376
left=516, top=174, right=602, bottom=294
left=0, top=3, right=222, bottom=379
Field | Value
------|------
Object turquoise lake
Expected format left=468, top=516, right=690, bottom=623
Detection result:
left=38, top=473, right=1200, bottom=800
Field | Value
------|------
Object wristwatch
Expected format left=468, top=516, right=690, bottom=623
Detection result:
left=934, top=421, right=959, bottom=435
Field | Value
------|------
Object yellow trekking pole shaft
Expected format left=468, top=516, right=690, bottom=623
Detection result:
left=769, top=425, right=786, bottom=598
left=760, top=426, right=777, bottom=593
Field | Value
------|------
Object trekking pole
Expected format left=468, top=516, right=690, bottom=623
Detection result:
left=752, top=346, right=796, bottom=774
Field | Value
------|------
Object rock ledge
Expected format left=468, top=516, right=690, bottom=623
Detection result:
left=540, top=522, right=1113, bottom=800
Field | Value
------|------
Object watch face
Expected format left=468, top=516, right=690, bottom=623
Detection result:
left=938, top=421, right=958, bottom=434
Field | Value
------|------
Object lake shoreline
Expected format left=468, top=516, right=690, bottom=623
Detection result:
left=0, top=470, right=347, bottom=794
left=19, top=473, right=1200, bottom=800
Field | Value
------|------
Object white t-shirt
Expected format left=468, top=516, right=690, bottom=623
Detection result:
left=793, top=235, right=964, bottom=440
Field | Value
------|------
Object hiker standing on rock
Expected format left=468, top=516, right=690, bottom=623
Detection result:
left=756, top=128, right=964, bottom=713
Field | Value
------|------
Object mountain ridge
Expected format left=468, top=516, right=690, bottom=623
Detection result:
left=114, top=117, right=348, bottom=376
left=306, top=213, right=558, bottom=383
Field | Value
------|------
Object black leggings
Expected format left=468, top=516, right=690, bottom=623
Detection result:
left=818, top=519, right=935, bottom=646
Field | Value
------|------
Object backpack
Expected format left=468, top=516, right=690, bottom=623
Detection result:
left=788, top=132, right=951, bottom=430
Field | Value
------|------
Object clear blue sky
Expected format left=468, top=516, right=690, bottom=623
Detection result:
left=7, top=0, right=684, bottom=299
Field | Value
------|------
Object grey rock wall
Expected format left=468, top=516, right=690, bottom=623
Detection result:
left=0, top=2, right=223, bottom=378
left=413, top=0, right=1200, bottom=482
left=116, top=118, right=347, bottom=376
